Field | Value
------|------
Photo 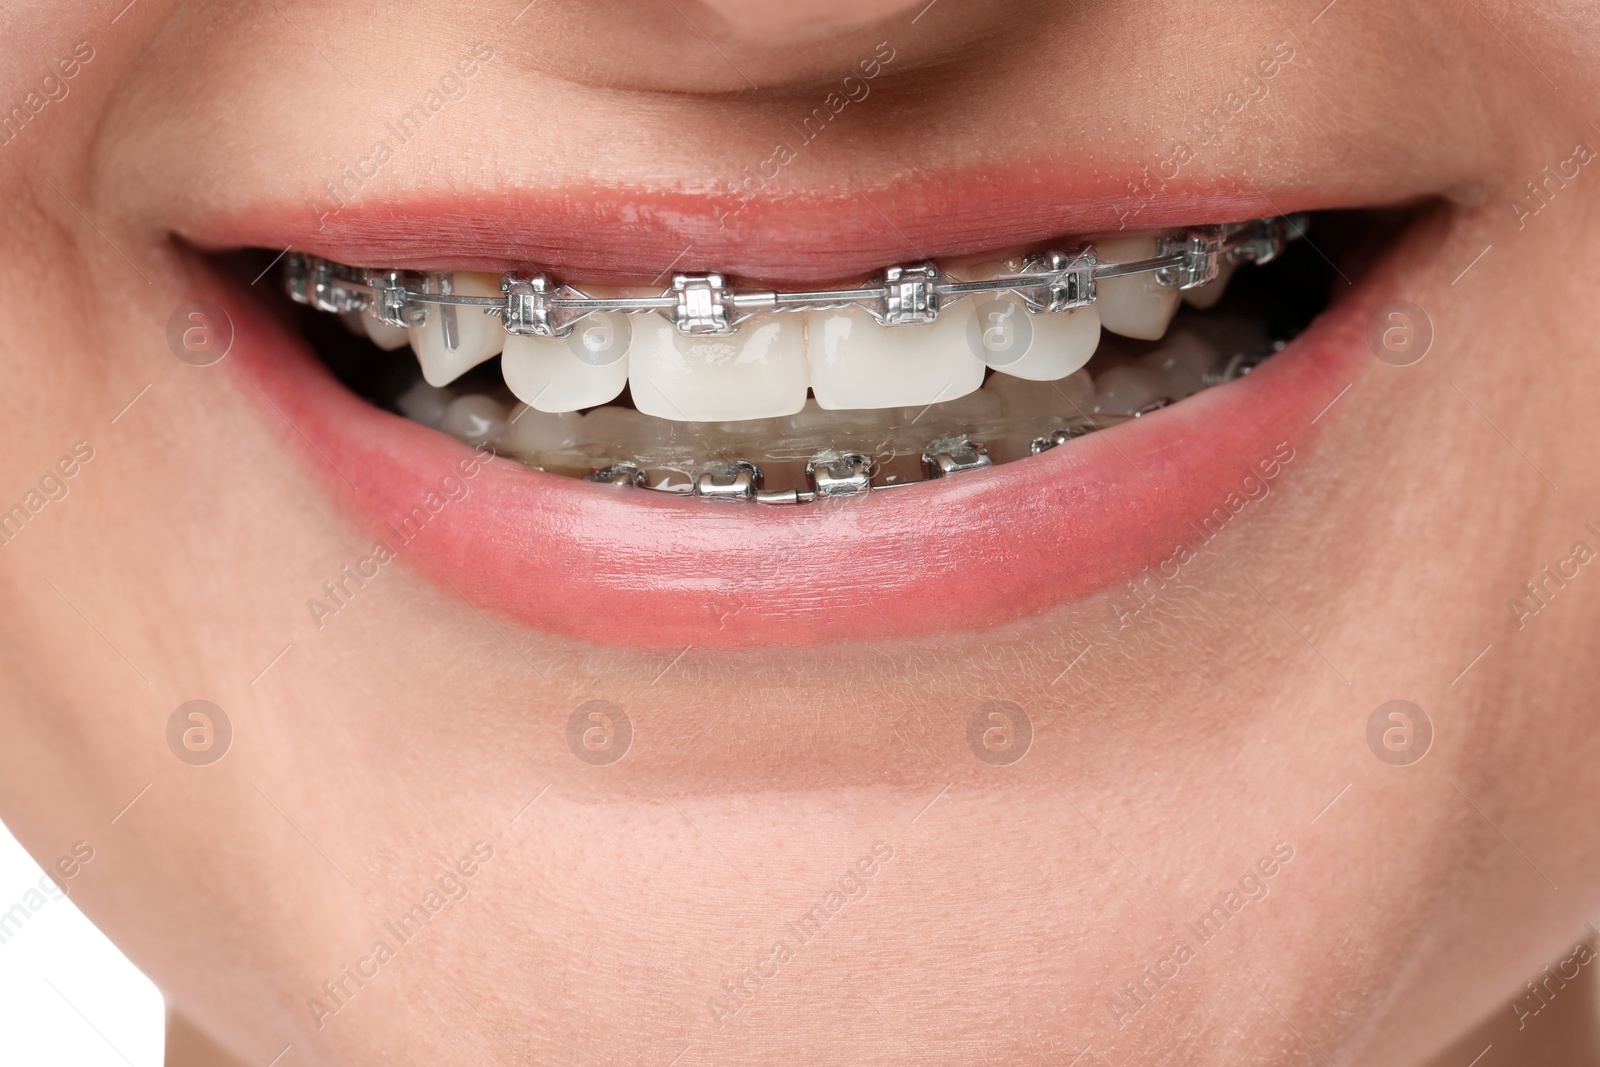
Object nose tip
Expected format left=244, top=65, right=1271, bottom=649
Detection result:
left=693, top=0, right=932, bottom=41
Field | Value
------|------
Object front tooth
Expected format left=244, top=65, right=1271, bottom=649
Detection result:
left=807, top=307, right=985, bottom=411
left=406, top=272, right=506, bottom=387
left=1182, top=259, right=1237, bottom=310
left=955, top=261, right=1102, bottom=382
left=1094, top=235, right=1181, bottom=341
left=501, top=314, right=631, bottom=414
left=629, top=314, right=809, bottom=422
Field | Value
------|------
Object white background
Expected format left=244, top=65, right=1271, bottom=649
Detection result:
left=0, top=815, right=163, bottom=1066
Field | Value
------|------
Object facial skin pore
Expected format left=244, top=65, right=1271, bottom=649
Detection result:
left=1, top=2, right=1599, bottom=1065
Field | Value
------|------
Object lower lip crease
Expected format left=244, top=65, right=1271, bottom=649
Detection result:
left=222, top=268, right=1370, bottom=649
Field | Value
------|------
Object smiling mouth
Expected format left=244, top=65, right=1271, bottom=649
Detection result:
left=210, top=194, right=1410, bottom=647
left=264, top=211, right=1360, bottom=504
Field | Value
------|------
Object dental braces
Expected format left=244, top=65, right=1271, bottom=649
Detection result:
left=600, top=434, right=1043, bottom=506
left=585, top=350, right=1272, bottom=506
left=284, top=214, right=1306, bottom=339
left=283, top=214, right=1298, bottom=504
left=569, top=333, right=1278, bottom=504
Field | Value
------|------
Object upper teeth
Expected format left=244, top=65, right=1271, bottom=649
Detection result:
left=808, top=306, right=987, bottom=411
left=1092, top=235, right=1182, bottom=341
left=631, top=313, right=813, bottom=421
left=287, top=216, right=1302, bottom=421
left=393, top=255, right=1168, bottom=420
left=406, top=272, right=506, bottom=387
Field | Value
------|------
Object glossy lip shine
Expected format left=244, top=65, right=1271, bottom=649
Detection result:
left=215, top=210, right=1378, bottom=648
left=183, top=170, right=1358, bottom=286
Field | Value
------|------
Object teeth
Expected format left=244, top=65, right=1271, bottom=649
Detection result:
left=1182, top=259, right=1237, bottom=310
left=1092, top=365, right=1167, bottom=417
left=375, top=224, right=1255, bottom=453
left=629, top=314, right=809, bottom=422
left=1139, top=330, right=1220, bottom=400
left=395, top=379, right=453, bottom=428
left=498, top=403, right=583, bottom=454
left=501, top=317, right=631, bottom=414
left=363, top=314, right=411, bottom=351
left=439, top=394, right=508, bottom=447
left=406, top=272, right=506, bottom=387
left=774, top=398, right=897, bottom=457
left=807, top=307, right=986, bottom=411
left=952, top=260, right=1103, bottom=382
left=1094, top=235, right=1181, bottom=341
left=900, top=387, right=1003, bottom=432
left=989, top=367, right=1095, bottom=423
left=581, top=404, right=680, bottom=461
left=342, top=308, right=410, bottom=350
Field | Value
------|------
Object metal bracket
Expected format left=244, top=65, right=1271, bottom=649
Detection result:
left=1017, top=248, right=1097, bottom=312
left=693, top=460, right=762, bottom=500
left=1155, top=228, right=1225, bottom=290
left=672, top=274, right=737, bottom=336
left=923, top=437, right=991, bottom=477
left=589, top=462, right=648, bottom=487
left=366, top=270, right=426, bottom=328
left=808, top=453, right=875, bottom=498
left=877, top=264, right=941, bottom=326
left=308, top=258, right=368, bottom=314
left=502, top=272, right=586, bottom=338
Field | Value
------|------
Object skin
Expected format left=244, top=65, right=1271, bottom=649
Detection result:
left=2, top=1, right=1599, bottom=1064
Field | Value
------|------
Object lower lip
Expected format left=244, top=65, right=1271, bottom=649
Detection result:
left=222, top=266, right=1371, bottom=650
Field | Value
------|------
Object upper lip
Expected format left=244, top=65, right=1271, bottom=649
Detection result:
left=207, top=172, right=1394, bottom=648
left=185, top=166, right=1346, bottom=286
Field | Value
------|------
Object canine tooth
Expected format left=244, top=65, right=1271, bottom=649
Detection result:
left=953, top=261, right=1102, bottom=382
left=396, top=379, right=453, bottom=428
left=1182, top=260, right=1237, bottom=309
left=363, top=314, right=411, bottom=351
left=440, top=395, right=508, bottom=446
left=1140, top=330, right=1220, bottom=400
left=629, top=314, right=809, bottom=422
left=1092, top=365, right=1166, bottom=416
left=501, top=321, right=630, bottom=414
left=499, top=404, right=582, bottom=454
left=997, top=304, right=1102, bottom=381
left=406, top=272, right=506, bottom=387
left=1094, top=235, right=1180, bottom=341
left=807, top=307, right=985, bottom=411
left=339, top=311, right=366, bottom=336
